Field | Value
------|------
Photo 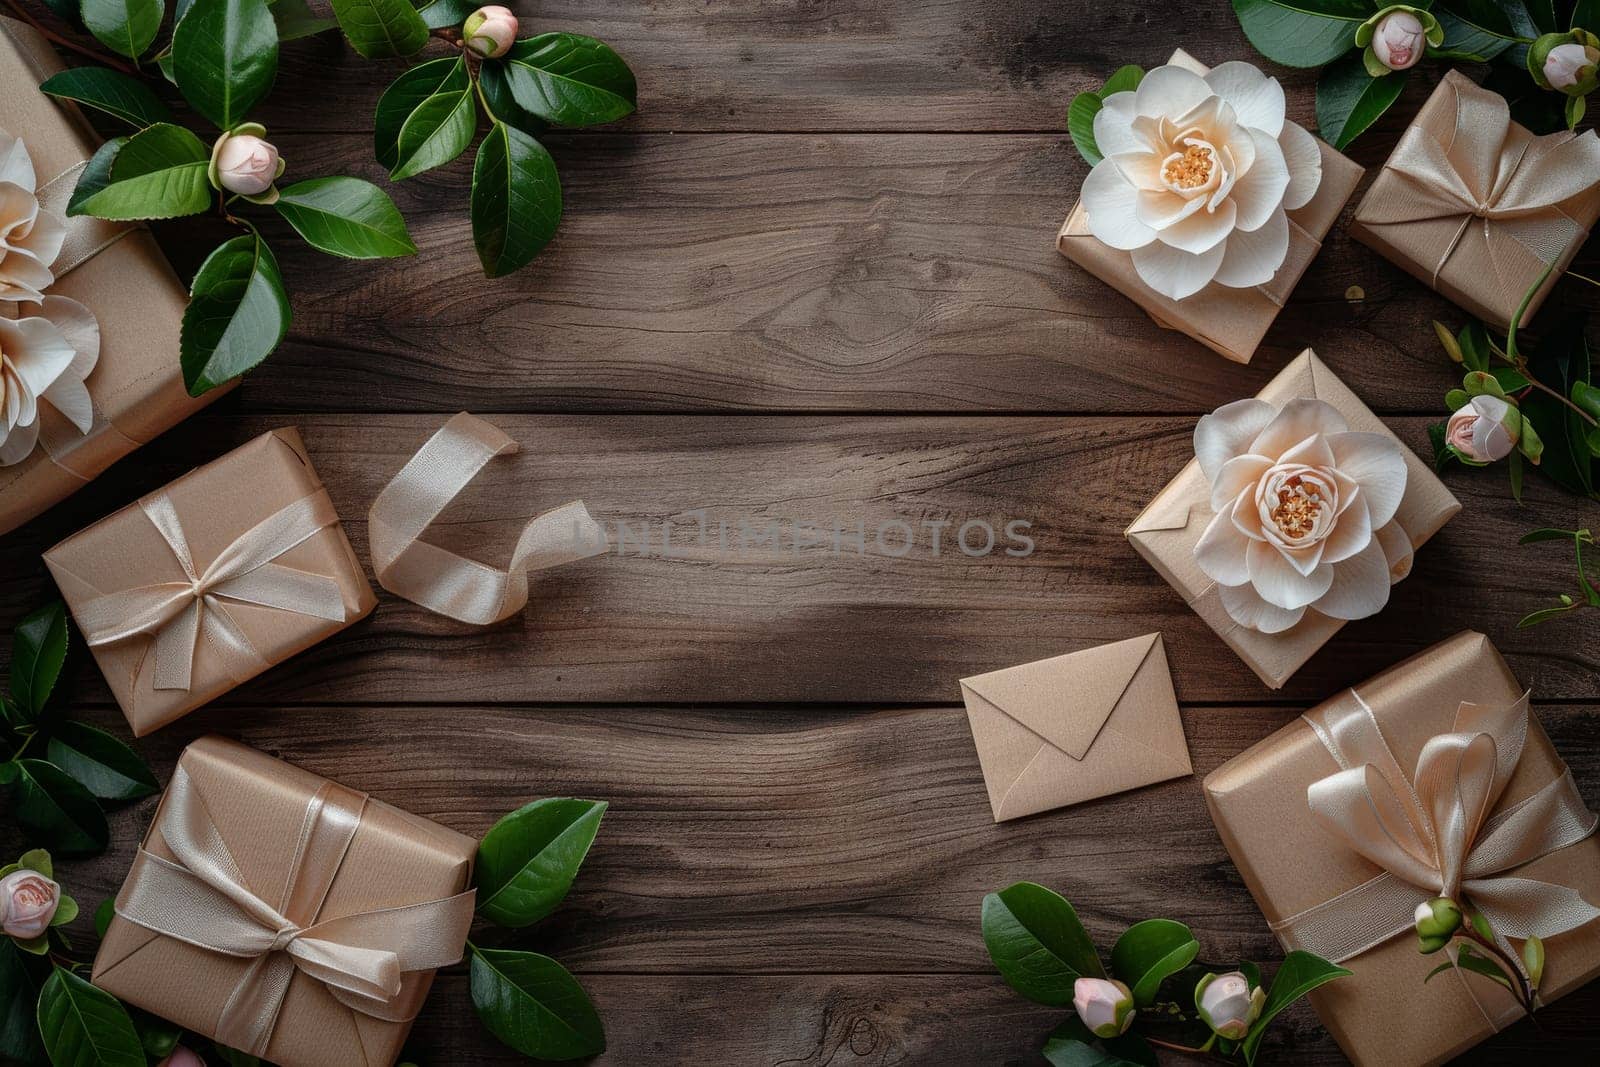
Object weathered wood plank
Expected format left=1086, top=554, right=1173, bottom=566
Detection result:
left=5, top=415, right=1596, bottom=705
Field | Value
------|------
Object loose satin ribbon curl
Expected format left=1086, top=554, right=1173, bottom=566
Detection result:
left=369, top=413, right=608, bottom=625
left=116, top=764, right=476, bottom=1056
left=75, top=490, right=350, bottom=693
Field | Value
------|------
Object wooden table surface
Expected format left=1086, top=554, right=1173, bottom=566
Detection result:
left=4, top=2, right=1599, bottom=1064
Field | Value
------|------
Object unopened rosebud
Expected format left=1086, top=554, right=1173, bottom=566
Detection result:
left=1372, top=10, right=1426, bottom=70
left=209, top=125, right=284, bottom=201
left=1545, top=42, right=1600, bottom=93
left=1415, top=897, right=1462, bottom=954
left=0, top=869, right=60, bottom=940
left=464, top=5, right=518, bottom=59
left=1072, top=977, right=1135, bottom=1039
left=1446, top=394, right=1520, bottom=463
left=1195, top=971, right=1264, bottom=1040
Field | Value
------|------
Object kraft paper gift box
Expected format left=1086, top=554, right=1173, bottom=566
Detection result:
left=44, top=428, right=376, bottom=735
left=1203, top=633, right=1600, bottom=1067
left=1349, top=70, right=1600, bottom=331
left=94, top=736, right=478, bottom=1067
left=1056, top=50, right=1365, bottom=365
left=0, top=18, right=233, bottom=536
left=1125, top=349, right=1460, bottom=690
left=961, top=633, right=1191, bottom=821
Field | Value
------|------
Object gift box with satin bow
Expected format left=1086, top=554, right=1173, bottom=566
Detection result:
left=44, top=428, right=376, bottom=735
left=0, top=17, right=233, bottom=536
left=1204, top=632, right=1600, bottom=1067
left=93, top=736, right=477, bottom=1067
left=1349, top=69, right=1600, bottom=330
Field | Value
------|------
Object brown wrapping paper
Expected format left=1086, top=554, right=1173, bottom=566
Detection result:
left=44, top=429, right=376, bottom=735
left=1056, top=50, right=1365, bottom=365
left=1349, top=70, right=1600, bottom=330
left=1203, top=633, right=1600, bottom=1067
left=93, top=736, right=476, bottom=1067
left=0, top=17, right=233, bottom=537
left=1125, top=349, right=1460, bottom=689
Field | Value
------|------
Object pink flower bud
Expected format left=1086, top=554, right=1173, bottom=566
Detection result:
left=213, top=133, right=280, bottom=196
left=464, top=5, right=518, bottom=59
left=1196, top=971, right=1265, bottom=1040
left=1545, top=42, right=1600, bottom=91
left=1372, top=10, right=1426, bottom=70
left=1446, top=394, right=1519, bottom=463
left=157, top=1047, right=207, bottom=1067
left=0, top=869, right=60, bottom=940
left=1072, top=976, right=1135, bottom=1038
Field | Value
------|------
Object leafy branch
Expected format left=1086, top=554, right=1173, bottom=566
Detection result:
left=1516, top=527, right=1599, bottom=627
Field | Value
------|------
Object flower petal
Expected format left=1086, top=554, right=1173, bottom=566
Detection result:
left=1219, top=581, right=1306, bottom=634
left=1320, top=488, right=1373, bottom=564
left=41, top=372, right=93, bottom=434
left=1278, top=121, right=1323, bottom=211
left=1210, top=207, right=1289, bottom=288
left=1210, top=453, right=1272, bottom=513
left=1195, top=507, right=1252, bottom=585
left=1136, top=187, right=1207, bottom=229
left=1195, top=398, right=1276, bottom=483
left=1, top=317, right=74, bottom=397
left=1249, top=398, right=1347, bottom=459
left=1130, top=238, right=1224, bottom=299
left=1093, top=91, right=1145, bottom=158
left=1228, top=129, right=1289, bottom=232
left=1277, top=431, right=1335, bottom=469
left=1154, top=198, right=1237, bottom=255
left=1109, top=149, right=1166, bottom=191
left=1082, top=159, right=1158, bottom=251
left=1326, top=431, right=1408, bottom=529
left=0, top=414, right=40, bottom=466
left=1135, top=65, right=1213, bottom=119
left=1374, top=519, right=1414, bottom=583
left=1312, top=539, right=1393, bottom=620
left=1203, top=61, right=1285, bottom=137
left=1248, top=539, right=1334, bottom=609
left=0, top=133, right=36, bottom=193
left=39, top=296, right=100, bottom=383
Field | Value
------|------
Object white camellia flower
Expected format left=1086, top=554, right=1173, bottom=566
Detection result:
left=0, top=131, right=67, bottom=302
left=1192, top=397, right=1412, bottom=633
left=1080, top=61, right=1323, bottom=300
left=0, top=296, right=101, bottom=465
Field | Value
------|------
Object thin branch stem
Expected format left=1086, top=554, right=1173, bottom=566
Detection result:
left=1568, top=270, right=1600, bottom=289
left=1, top=0, right=137, bottom=73
left=1458, top=927, right=1537, bottom=1016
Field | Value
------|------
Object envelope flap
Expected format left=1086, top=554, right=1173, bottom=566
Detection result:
left=961, top=634, right=1160, bottom=760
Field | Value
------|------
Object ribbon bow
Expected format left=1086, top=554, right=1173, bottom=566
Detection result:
left=116, top=762, right=476, bottom=1056
left=74, top=490, right=350, bottom=692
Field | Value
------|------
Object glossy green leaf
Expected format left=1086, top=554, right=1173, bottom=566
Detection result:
left=470, top=121, right=562, bottom=278
left=275, top=177, right=416, bottom=258
left=39, top=68, right=172, bottom=128
left=45, top=722, right=159, bottom=802
left=81, top=0, right=163, bottom=59
left=180, top=233, right=291, bottom=395
left=173, top=0, right=279, bottom=129
left=50, top=895, right=79, bottom=927
left=475, top=797, right=605, bottom=927
left=1240, top=951, right=1351, bottom=1065
left=11, top=601, right=68, bottom=718
left=269, top=0, right=338, bottom=40
left=469, top=948, right=605, bottom=1060
left=36, top=967, right=143, bottom=1067
left=94, top=898, right=116, bottom=939
left=980, top=881, right=1103, bottom=1006
left=1110, top=919, right=1200, bottom=1006
left=68, top=123, right=212, bottom=221
left=1067, top=65, right=1144, bottom=167
left=17, top=849, right=52, bottom=878
left=1422, top=943, right=1513, bottom=987
left=1230, top=0, right=1368, bottom=67
left=501, top=33, right=638, bottom=127
left=415, top=0, right=473, bottom=29
left=1434, top=6, right=1523, bottom=64
left=68, top=139, right=125, bottom=217
left=1043, top=1038, right=1146, bottom=1067
left=1315, top=52, right=1406, bottom=150
left=11, top=760, right=109, bottom=857
left=478, top=60, right=548, bottom=137
left=389, top=84, right=476, bottom=180
left=0, top=938, right=46, bottom=1064
left=373, top=56, right=468, bottom=171
left=329, top=0, right=429, bottom=57
left=1457, top=320, right=1492, bottom=372
left=1523, top=318, right=1594, bottom=496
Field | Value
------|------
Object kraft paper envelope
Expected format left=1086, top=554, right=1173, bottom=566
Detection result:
left=961, top=633, right=1191, bottom=822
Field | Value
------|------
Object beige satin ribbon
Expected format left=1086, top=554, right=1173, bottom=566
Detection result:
left=1354, top=75, right=1600, bottom=288
left=74, top=489, right=351, bottom=693
left=1273, top=690, right=1598, bottom=1025
left=116, top=762, right=476, bottom=1056
left=369, top=413, right=608, bottom=625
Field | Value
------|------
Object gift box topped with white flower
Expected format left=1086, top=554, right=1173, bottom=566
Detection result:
left=1125, top=349, right=1460, bottom=689
left=1058, top=51, right=1364, bottom=365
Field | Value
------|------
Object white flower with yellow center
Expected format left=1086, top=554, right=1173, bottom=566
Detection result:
left=1080, top=61, right=1323, bottom=300
left=0, top=131, right=66, bottom=301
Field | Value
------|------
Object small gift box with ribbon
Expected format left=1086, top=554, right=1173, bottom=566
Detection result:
left=44, top=428, right=376, bottom=735
left=1204, top=632, right=1600, bottom=1066
left=1125, top=349, right=1460, bottom=689
left=0, top=17, right=233, bottom=536
left=1350, top=70, right=1600, bottom=331
left=1056, top=50, right=1365, bottom=365
left=93, top=736, right=477, bottom=1067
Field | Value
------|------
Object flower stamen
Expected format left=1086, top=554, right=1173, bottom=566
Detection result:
left=1162, top=145, right=1214, bottom=189
left=1270, top=475, right=1324, bottom=539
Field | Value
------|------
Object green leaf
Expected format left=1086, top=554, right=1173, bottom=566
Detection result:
left=50, top=896, right=79, bottom=927
left=69, top=139, right=126, bottom=219
left=1433, top=320, right=1464, bottom=363
left=1042, top=1037, right=1146, bottom=1067
left=275, top=177, right=416, bottom=259
left=180, top=233, right=291, bottom=395
left=469, top=948, right=605, bottom=1060
left=81, top=0, right=163, bottom=59
left=1509, top=446, right=1524, bottom=501
left=68, top=123, right=212, bottom=221
left=1110, top=919, right=1200, bottom=1006
left=0, top=938, right=46, bottom=1064
left=374, top=57, right=468, bottom=171
left=1577, top=0, right=1600, bottom=32
left=329, top=0, right=429, bottom=58
left=1066, top=65, right=1144, bottom=168
left=36, top=967, right=143, bottom=1067
left=1434, top=6, right=1524, bottom=64
left=173, top=0, right=280, bottom=129
left=18, top=849, right=53, bottom=879
left=128, top=1007, right=181, bottom=1059
left=475, top=798, right=605, bottom=927
left=389, top=84, right=476, bottom=180
left=1520, top=526, right=1583, bottom=543
left=1240, top=951, right=1351, bottom=1065
left=1523, top=318, right=1594, bottom=496
left=39, top=68, right=172, bottom=129
left=45, top=722, right=159, bottom=802
left=980, top=881, right=1103, bottom=1006
left=11, top=601, right=68, bottom=718
left=415, top=0, right=473, bottom=29
left=501, top=33, right=638, bottom=127
left=269, top=0, right=338, bottom=40
left=470, top=122, right=562, bottom=278
left=1445, top=388, right=1471, bottom=410
left=478, top=60, right=549, bottom=137
left=1458, top=320, right=1492, bottom=372
left=1517, top=601, right=1586, bottom=627
left=1493, top=366, right=1532, bottom=392
left=1423, top=943, right=1513, bottom=987
left=94, top=899, right=115, bottom=939
left=1315, top=52, right=1407, bottom=150
left=11, top=760, right=110, bottom=857
left=1231, top=0, right=1368, bottom=68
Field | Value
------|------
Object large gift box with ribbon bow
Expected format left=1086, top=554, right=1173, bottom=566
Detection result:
left=92, top=736, right=478, bottom=1067
left=0, top=18, right=233, bottom=536
left=1056, top=50, right=1365, bottom=365
left=1349, top=69, right=1600, bottom=330
left=44, top=428, right=377, bottom=735
left=1204, top=632, right=1600, bottom=1067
